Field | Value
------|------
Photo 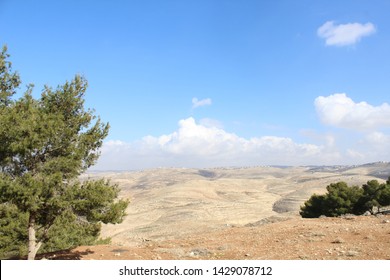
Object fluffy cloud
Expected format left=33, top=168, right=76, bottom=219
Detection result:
left=315, top=93, right=390, bottom=130
left=94, top=118, right=335, bottom=170
left=365, top=131, right=390, bottom=144
left=317, top=21, right=376, bottom=46
left=364, top=131, right=390, bottom=155
left=192, top=97, right=212, bottom=108
left=346, top=131, right=390, bottom=162
left=199, top=118, right=224, bottom=129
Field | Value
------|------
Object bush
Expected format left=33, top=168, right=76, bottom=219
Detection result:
left=300, top=182, right=363, bottom=218
left=300, top=178, right=390, bottom=218
left=354, top=179, right=390, bottom=215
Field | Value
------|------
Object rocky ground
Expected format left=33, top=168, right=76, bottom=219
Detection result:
left=41, top=215, right=390, bottom=260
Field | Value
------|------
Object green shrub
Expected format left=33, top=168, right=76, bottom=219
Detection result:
left=354, top=179, right=390, bottom=215
left=300, top=178, right=390, bottom=218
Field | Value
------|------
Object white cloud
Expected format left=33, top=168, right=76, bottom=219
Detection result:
left=364, top=131, right=390, bottom=156
left=346, top=131, right=390, bottom=162
left=317, top=21, right=376, bottom=46
left=315, top=93, right=390, bottom=130
left=346, top=149, right=365, bottom=160
left=199, top=118, right=224, bottom=129
left=365, top=131, right=390, bottom=145
left=93, top=117, right=338, bottom=170
left=192, top=97, right=212, bottom=108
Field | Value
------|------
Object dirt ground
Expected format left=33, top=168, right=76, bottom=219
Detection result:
left=41, top=215, right=390, bottom=260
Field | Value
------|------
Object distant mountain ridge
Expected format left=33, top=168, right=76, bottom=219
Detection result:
left=88, top=161, right=390, bottom=178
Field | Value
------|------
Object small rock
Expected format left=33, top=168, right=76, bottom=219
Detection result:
left=312, top=233, right=326, bottom=237
left=245, top=253, right=251, bottom=257
left=382, top=220, right=390, bottom=224
left=342, top=214, right=356, bottom=220
left=332, top=237, right=345, bottom=244
left=346, top=251, right=359, bottom=257
left=189, top=248, right=211, bottom=257
left=114, top=253, right=121, bottom=257
left=364, top=235, right=374, bottom=240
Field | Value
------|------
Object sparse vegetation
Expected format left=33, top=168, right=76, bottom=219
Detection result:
left=300, top=178, right=390, bottom=218
left=0, top=46, right=129, bottom=260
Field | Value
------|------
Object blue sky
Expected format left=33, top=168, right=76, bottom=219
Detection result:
left=1, top=0, right=390, bottom=170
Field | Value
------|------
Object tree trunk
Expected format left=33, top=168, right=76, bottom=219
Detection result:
left=27, top=212, right=42, bottom=260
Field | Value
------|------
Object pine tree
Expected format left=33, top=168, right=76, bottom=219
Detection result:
left=300, top=179, right=390, bottom=218
left=300, top=181, right=363, bottom=218
left=0, top=46, right=129, bottom=260
left=354, top=179, right=390, bottom=214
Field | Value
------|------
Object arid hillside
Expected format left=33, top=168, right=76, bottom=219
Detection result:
left=43, top=215, right=390, bottom=260
left=63, top=162, right=390, bottom=260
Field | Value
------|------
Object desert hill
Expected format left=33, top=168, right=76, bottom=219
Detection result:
left=78, top=162, right=390, bottom=252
